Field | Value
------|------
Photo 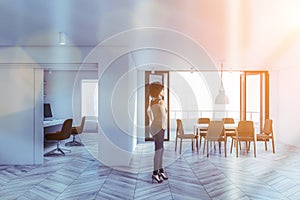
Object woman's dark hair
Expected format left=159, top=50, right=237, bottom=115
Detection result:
left=149, top=82, right=163, bottom=98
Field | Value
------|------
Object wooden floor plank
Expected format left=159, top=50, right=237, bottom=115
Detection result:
left=0, top=132, right=300, bottom=199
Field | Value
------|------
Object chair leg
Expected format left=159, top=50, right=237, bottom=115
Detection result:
left=271, top=138, right=275, bottom=154
left=44, top=141, right=71, bottom=156
left=236, top=140, right=238, bottom=157
left=199, top=136, right=202, bottom=148
left=224, top=141, right=227, bottom=157
left=206, top=140, right=209, bottom=157
left=192, top=139, right=194, bottom=151
left=57, top=148, right=65, bottom=155
left=196, top=137, right=199, bottom=152
left=175, top=137, right=178, bottom=152
left=65, top=134, right=84, bottom=146
left=218, top=142, right=221, bottom=154
left=44, top=148, right=59, bottom=156
left=230, top=139, right=234, bottom=153
left=180, top=139, right=182, bottom=154
left=203, top=139, right=206, bottom=154
left=264, top=140, right=268, bottom=151
left=247, top=141, right=250, bottom=153
left=254, top=140, right=257, bottom=157
left=59, top=147, right=71, bottom=153
left=57, top=142, right=71, bottom=154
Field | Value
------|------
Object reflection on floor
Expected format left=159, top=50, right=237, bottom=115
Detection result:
left=1, top=132, right=300, bottom=199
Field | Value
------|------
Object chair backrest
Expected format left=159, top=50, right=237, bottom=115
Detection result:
left=206, top=121, right=225, bottom=139
left=197, top=118, right=210, bottom=124
left=61, top=118, right=73, bottom=140
left=263, top=119, right=273, bottom=135
left=176, top=119, right=184, bottom=136
left=223, top=118, right=235, bottom=124
left=76, top=116, right=86, bottom=133
left=236, top=120, right=254, bottom=137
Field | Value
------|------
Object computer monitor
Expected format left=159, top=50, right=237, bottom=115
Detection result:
left=44, top=103, right=53, bottom=119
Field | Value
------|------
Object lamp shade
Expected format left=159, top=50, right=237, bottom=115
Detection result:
left=215, top=83, right=229, bottom=104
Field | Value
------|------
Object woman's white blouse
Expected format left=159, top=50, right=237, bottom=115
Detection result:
left=148, top=100, right=167, bottom=135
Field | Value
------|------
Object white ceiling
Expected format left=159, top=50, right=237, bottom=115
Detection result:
left=1, top=0, right=300, bottom=70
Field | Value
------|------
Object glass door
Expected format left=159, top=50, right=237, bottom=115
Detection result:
left=240, top=71, right=269, bottom=133
left=145, top=71, right=170, bottom=141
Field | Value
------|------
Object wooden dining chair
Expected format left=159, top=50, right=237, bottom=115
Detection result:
left=222, top=117, right=236, bottom=140
left=203, top=121, right=227, bottom=157
left=230, top=120, right=256, bottom=157
left=256, top=119, right=275, bottom=153
left=196, top=117, right=210, bottom=148
left=175, top=119, right=198, bottom=154
left=223, top=117, right=241, bottom=151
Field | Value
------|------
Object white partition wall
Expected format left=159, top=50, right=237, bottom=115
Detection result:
left=0, top=67, right=43, bottom=164
left=98, top=53, right=137, bottom=166
left=82, top=46, right=138, bottom=167
left=34, top=68, right=44, bottom=164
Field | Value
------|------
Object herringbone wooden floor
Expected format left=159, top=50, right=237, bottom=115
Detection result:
left=1, top=132, right=300, bottom=200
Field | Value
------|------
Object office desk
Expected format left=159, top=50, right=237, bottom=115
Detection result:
left=44, top=119, right=65, bottom=134
left=43, top=119, right=65, bottom=128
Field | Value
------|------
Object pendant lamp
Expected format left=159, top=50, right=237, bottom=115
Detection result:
left=215, top=63, right=229, bottom=104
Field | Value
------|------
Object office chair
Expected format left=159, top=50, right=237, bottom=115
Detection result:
left=65, top=116, right=86, bottom=146
left=44, top=118, right=72, bottom=156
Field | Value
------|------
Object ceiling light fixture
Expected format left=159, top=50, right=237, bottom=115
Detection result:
left=59, top=32, right=66, bottom=45
left=215, top=63, right=229, bottom=104
left=151, top=67, right=155, bottom=74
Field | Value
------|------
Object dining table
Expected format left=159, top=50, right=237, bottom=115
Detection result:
left=194, top=122, right=237, bottom=135
left=193, top=121, right=238, bottom=149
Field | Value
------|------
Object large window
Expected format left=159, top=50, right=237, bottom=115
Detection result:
left=169, top=70, right=269, bottom=134
left=81, top=80, right=98, bottom=117
left=169, top=71, right=241, bottom=129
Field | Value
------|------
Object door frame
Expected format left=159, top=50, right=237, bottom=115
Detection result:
left=240, top=71, right=269, bottom=133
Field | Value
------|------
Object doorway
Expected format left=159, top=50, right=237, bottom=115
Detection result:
left=240, top=71, right=269, bottom=133
left=81, top=79, right=98, bottom=132
left=81, top=79, right=98, bottom=118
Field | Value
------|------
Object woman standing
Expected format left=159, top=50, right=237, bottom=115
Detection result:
left=148, top=82, right=168, bottom=183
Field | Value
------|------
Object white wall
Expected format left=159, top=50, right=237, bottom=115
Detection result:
left=67, top=44, right=140, bottom=167
left=137, top=71, right=146, bottom=144
left=98, top=51, right=137, bottom=166
left=34, top=69, right=44, bottom=164
left=274, top=68, right=300, bottom=147
left=0, top=67, right=43, bottom=164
